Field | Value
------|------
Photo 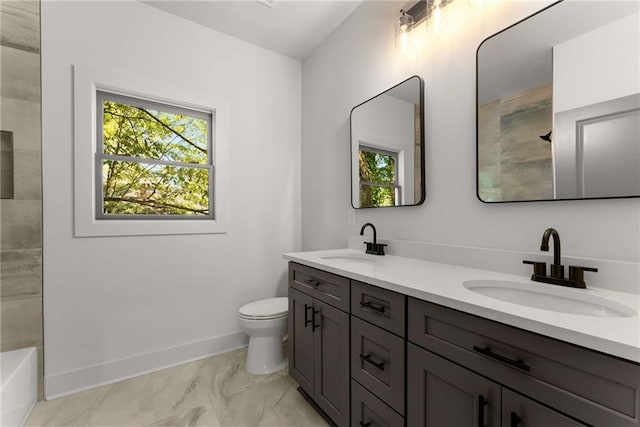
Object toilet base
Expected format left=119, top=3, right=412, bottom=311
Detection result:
left=246, top=335, right=286, bottom=375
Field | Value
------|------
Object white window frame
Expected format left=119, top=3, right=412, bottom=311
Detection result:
left=73, top=65, right=228, bottom=237
left=358, top=145, right=402, bottom=206
left=95, top=90, right=214, bottom=220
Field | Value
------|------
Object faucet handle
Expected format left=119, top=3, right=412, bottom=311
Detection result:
left=523, top=260, right=546, bottom=277
left=365, top=242, right=387, bottom=256
left=568, top=265, right=598, bottom=288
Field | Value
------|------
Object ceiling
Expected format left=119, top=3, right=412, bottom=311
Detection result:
left=143, top=0, right=365, bottom=60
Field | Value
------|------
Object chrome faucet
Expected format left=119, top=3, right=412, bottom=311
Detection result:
left=360, top=223, right=387, bottom=256
left=523, top=227, right=597, bottom=288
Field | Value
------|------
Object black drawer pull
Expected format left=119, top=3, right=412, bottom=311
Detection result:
left=304, top=279, right=321, bottom=287
left=473, top=346, right=530, bottom=372
left=510, top=412, right=521, bottom=427
left=359, top=300, right=386, bottom=313
left=477, top=394, right=487, bottom=427
left=359, top=353, right=385, bottom=370
left=359, top=422, right=371, bottom=427
left=312, top=309, right=320, bottom=332
left=304, top=304, right=312, bottom=328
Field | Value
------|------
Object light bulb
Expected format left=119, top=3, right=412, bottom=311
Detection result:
left=400, top=31, right=409, bottom=53
left=433, top=3, right=442, bottom=32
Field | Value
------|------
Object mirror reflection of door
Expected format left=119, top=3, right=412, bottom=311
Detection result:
left=477, top=1, right=640, bottom=202
left=350, top=76, right=425, bottom=209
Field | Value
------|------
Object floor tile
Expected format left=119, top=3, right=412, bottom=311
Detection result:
left=26, top=348, right=330, bottom=427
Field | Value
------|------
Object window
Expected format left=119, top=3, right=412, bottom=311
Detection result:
left=73, top=65, right=228, bottom=236
left=96, top=91, right=213, bottom=219
left=358, top=146, right=400, bottom=208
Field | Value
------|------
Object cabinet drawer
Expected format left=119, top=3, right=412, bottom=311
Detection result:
left=351, top=379, right=403, bottom=427
left=351, top=317, right=405, bottom=414
left=351, top=281, right=405, bottom=337
left=408, top=297, right=640, bottom=427
left=289, top=262, right=349, bottom=312
left=502, top=388, right=587, bottom=427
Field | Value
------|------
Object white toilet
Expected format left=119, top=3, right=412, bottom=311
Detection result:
left=238, top=297, right=289, bottom=374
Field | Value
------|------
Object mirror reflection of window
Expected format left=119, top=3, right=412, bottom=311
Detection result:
left=350, top=75, right=425, bottom=209
left=359, top=146, right=400, bottom=208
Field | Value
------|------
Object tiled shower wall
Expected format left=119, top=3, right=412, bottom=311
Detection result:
left=478, top=83, right=553, bottom=202
left=0, top=1, right=43, bottom=398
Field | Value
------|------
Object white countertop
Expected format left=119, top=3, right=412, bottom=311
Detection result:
left=284, top=248, right=640, bottom=363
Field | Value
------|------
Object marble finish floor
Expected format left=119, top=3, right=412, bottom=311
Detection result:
left=26, top=348, right=329, bottom=427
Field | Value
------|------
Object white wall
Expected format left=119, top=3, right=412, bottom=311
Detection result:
left=302, top=0, right=640, bottom=262
left=42, top=1, right=301, bottom=398
left=553, top=13, right=640, bottom=200
left=554, top=12, right=640, bottom=113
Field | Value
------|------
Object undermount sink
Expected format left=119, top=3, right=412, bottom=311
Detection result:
left=320, top=253, right=375, bottom=264
left=463, top=280, right=636, bottom=318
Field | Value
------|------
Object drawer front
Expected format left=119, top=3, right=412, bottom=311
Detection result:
left=289, top=262, right=349, bottom=312
left=408, top=297, right=640, bottom=427
left=502, top=388, right=587, bottom=427
left=351, top=280, right=405, bottom=337
left=351, top=317, right=405, bottom=414
left=351, top=379, right=403, bottom=427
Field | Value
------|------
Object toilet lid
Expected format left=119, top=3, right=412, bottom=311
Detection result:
left=239, top=297, right=288, bottom=319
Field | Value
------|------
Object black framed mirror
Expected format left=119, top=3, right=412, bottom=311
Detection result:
left=476, top=1, right=640, bottom=203
left=350, top=75, right=425, bottom=208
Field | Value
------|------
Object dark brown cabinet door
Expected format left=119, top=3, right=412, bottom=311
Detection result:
left=502, top=389, right=587, bottom=427
left=314, top=299, right=350, bottom=427
left=407, top=343, right=500, bottom=427
left=289, top=287, right=315, bottom=396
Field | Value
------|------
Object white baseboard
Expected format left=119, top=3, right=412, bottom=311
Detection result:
left=44, top=331, right=248, bottom=400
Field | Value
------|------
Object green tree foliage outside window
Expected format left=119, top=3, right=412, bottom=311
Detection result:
left=359, top=148, right=398, bottom=208
left=99, top=93, right=212, bottom=217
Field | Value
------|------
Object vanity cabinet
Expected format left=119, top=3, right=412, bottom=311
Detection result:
left=288, top=264, right=350, bottom=427
left=287, top=261, right=640, bottom=427
left=407, top=343, right=501, bottom=426
left=407, top=343, right=585, bottom=426
left=408, top=298, right=640, bottom=427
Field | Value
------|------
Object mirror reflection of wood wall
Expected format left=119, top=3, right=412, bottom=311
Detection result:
left=478, top=83, right=553, bottom=202
left=414, top=105, right=421, bottom=202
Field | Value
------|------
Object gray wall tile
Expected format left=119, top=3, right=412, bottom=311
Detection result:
left=0, top=45, right=40, bottom=102
left=0, top=294, right=42, bottom=349
left=0, top=1, right=39, bottom=53
left=13, top=149, right=41, bottom=200
left=0, top=199, right=42, bottom=249
left=1, top=249, right=42, bottom=298
left=0, top=97, right=42, bottom=152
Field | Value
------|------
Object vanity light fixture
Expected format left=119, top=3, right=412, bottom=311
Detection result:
left=395, top=0, right=455, bottom=52
left=396, top=9, right=415, bottom=53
